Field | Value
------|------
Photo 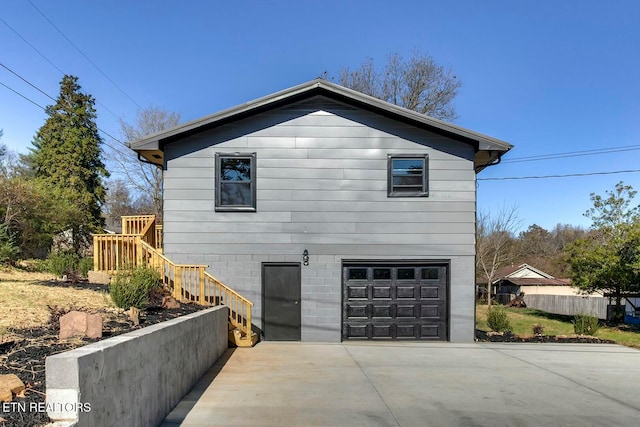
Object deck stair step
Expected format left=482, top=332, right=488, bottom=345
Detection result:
left=92, top=215, right=257, bottom=347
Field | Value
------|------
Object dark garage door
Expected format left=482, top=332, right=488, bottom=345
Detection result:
left=343, top=263, right=448, bottom=340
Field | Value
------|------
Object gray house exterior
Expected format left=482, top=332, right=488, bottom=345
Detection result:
left=131, top=79, right=512, bottom=342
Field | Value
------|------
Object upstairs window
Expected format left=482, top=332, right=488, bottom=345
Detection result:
left=215, top=152, right=256, bottom=212
left=387, top=154, right=429, bottom=197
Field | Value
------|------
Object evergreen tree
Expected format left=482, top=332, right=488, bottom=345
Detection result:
left=30, top=75, right=109, bottom=253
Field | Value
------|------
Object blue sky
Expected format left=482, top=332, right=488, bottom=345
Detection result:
left=1, top=0, right=639, bottom=232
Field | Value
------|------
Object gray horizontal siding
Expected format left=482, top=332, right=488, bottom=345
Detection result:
left=164, top=100, right=476, bottom=257
left=162, top=243, right=475, bottom=257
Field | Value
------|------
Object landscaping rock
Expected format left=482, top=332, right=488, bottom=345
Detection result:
left=59, top=311, right=103, bottom=340
left=88, top=270, right=111, bottom=285
left=0, top=387, right=11, bottom=402
left=162, top=296, right=180, bottom=309
left=0, top=374, right=25, bottom=402
left=128, top=307, right=140, bottom=326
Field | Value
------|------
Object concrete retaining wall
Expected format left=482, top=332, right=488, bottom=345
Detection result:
left=46, top=306, right=228, bottom=426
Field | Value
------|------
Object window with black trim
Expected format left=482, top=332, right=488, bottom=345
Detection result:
left=215, top=152, right=256, bottom=212
left=387, top=154, right=429, bottom=197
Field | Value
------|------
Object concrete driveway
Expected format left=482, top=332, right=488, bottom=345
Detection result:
left=160, top=342, right=640, bottom=426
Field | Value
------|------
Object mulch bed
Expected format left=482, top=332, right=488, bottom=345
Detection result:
left=0, top=288, right=208, bottom=427
left=476, top=329, right=616, bottom=344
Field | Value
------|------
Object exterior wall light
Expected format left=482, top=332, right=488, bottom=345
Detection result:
left=303, top=249, right=309, bottom=266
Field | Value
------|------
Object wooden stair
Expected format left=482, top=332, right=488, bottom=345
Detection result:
left=93, top=215, right=257, bottom=347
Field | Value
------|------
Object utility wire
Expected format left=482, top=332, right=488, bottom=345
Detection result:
left=26, top=0, right=142, bottom=110
left=0, top=62, right=56, bottom=102
left=0, top=16, right=65, bottom=75
left=503, top=144, right=640, bottom=164
left=0, top=80, right=45, bottom=109
left=0, top=77, right=124, bottom=148
left=0, top=16, right=121, bottom=120
left=478, top=169, right=640, bottom=181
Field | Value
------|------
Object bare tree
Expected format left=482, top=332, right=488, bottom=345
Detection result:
left=339, top=51, right=462, bottom=121
left=111, top=107, right=181, bottom=218
left=476, top=206, right=521, bottom=305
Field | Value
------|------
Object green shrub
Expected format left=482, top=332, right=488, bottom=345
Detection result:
left=78, top=257, right=93, bottom=277
left=110, top=265, right=161, bottom=309
left=532, top=323, right=545, bottom=335
left=0, top=223, right=19, bottom=264
left=487, top=305, right=513, bottom=333
left=46, top=252, right=93, bottom=278
left=20, top=258, right=50, bottom=272
left=47, top=251, right=80, bottom=277
left=573, top=314, right=600, bottom=335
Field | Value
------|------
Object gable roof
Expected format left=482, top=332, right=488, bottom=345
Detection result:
left=494, top=263, right=555, bottom=282
left=130, top=79, right=512, bottom=171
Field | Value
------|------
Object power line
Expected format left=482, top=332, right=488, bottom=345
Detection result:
left=478, top=169, right=640, bottom=181
left=26, top=0, right=142, bottom=110
left=503, top=144, right=640, bottom=164
left=0, top=77, right=124, bottom=148
left=0, top=16, right=66, bottom=75
left=0, top=62, right=56, bottom=102
left=0, top=17, right=121, bottom=120
left=0, top=80, right=45, bottom=109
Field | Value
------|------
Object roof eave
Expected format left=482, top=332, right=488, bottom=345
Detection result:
left=129, top=79, right=513, bottom=169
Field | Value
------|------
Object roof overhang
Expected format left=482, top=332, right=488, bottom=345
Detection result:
left=130, top=79, right=512, bottom=171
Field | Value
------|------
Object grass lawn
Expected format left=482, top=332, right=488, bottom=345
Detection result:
left=476, top=304, right=640, bottom=349
left=0, top=267, right=113, bottom=334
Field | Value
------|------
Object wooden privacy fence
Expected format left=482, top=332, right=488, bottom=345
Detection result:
left=523, top=295, right=609, bottom=320
left=93, top=216, right=255, bottom=346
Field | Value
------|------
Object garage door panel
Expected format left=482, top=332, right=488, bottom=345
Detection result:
left=343, top=263, right=448, bottom=341
left=420, top=305, right=441, bottom=318
left=372, top=305, right=392, bottom=317
left=347, top=286, right=367, bottom=299
left=346, top=305, right=367, bottom=318
left=420, top=325, right=440, bottom=338
left=397, top=324, right=417, bottom=338
left=372, top=325, right=392, bottom=338
left=372, top=286, right=391, bottom=298
left=397, top=305, right=417, bottom=318
left=397, top=286, right=416, bottom=299
left=420, top=286, right=439, bottom=299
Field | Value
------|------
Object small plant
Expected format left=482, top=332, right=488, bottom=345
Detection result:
left=47, top=251, right=81, bottom=277
left=47, top=252, right=93, bottom=278
left=110, top=265, right=161, bottom=309
left=573, top=314, right=600, bottom=335
left=0, top=223, right=19, bottom=264
left=487, top=305, right=513, bottom=333
left=78, top=257, right=93, bottom=277
left=532, top=323, right=545, bottom=335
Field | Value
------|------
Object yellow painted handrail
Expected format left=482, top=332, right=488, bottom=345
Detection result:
left=139, top=240, right=253, bottom=339
left=94, top=215, right=254, bottom=344
left=121, top=215, right=156, bottom=235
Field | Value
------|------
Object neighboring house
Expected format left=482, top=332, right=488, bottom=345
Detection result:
left=130, top=79, right=512, bottom=342
left=494, top=263, right=577, bottom=298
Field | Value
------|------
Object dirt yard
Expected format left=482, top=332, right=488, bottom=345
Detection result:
left=0, top=268, right=207, bottom=427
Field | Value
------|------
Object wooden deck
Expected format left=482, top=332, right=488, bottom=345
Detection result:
left=93, top=215, right=256, bottom=347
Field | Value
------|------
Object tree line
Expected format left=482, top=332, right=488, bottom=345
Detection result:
left=478, top=182, right=640, bottom=321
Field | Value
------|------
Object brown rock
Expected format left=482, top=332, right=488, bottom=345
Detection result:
left=0, top=374, right=25, bottom=400
left=59, top=311, right=102, bottom=340
left=162, top=296, right=180, bottom=309
left=129, top=307, right=140, bottom=326
left=0, top=387, right=11, bottom=402
left=85, top=313, right=103, bottom=339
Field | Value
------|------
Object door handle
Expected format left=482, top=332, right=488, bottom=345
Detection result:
left=295, top=300, right=299, bottom=305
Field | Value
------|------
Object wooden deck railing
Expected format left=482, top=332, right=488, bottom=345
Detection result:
left=122, top=215, right=156, bottom=235
left=93, top=215, right=255, bottom=346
